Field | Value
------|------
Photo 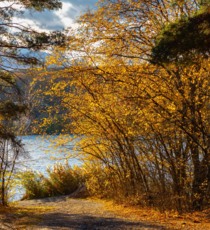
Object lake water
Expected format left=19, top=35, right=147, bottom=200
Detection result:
left=17, top=135, right=80, bottom=173
left=14, top=135, right=80, bottom=200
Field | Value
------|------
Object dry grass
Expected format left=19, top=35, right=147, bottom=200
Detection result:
left=93, top=198, right=210, bottom=229
left=13, top=205, right=55, bottom=228
left=0, top=203, right=55, bottom=229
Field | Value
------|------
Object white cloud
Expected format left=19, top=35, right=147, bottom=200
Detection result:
left=12, top=17, right=46, bottom=32
left=1, top=0, right=97, bottom=32
left=54, top=2, right=78, bottom=29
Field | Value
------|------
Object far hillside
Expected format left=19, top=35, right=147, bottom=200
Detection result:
left=15, top=69, right=70, bottom=135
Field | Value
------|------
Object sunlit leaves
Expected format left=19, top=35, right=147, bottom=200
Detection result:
left=42, top=0, right=210, bottom=211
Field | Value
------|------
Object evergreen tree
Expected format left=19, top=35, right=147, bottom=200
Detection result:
left=0, top=0, right=63, bottom=205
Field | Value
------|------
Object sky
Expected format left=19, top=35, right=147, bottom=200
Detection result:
left=17, top=0, right=98, bottom=31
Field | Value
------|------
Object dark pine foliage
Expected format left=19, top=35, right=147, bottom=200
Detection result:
left=151, top=6, right=210, bottom=65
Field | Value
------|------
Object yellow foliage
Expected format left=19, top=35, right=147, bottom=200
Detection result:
left=35, top=0, right=210, bottom=212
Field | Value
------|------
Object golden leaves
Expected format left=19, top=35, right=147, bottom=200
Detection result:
left=33, top=0, right=210, bottom=211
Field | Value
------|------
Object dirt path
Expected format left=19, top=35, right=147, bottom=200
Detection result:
left=14, top=196, right=166, bottom=230
left=1, top=196, right=209, bottom=229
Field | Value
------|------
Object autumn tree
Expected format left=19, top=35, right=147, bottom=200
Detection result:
left=151, top=2, right=210, bottom=210
left=43, top=0, right=209, bottom=212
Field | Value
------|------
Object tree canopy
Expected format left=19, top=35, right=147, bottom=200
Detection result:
left=34, top=0, right=210, bottom=212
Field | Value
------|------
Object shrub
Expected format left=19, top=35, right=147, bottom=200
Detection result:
left=46, top=163, right=80, bottom=195
left=83, top=164, right=122, bottom=199
left=20, top=171, right=48, bottom=199
left=20, top=162, right=81, bottom=200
